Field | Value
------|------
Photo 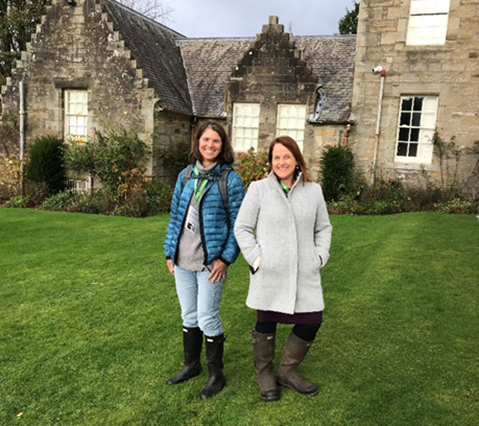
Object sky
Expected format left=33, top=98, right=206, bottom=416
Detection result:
left=164, top=0, right=356, bottom=38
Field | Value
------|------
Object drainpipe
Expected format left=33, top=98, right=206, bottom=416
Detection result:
left=19, top=80, right=25, bottom=194
left=371, top=68, right=386, bottom=185
left=343, top=123, right=351, bottom=146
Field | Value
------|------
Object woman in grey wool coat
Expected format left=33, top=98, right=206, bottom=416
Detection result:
left=234, top=136, right=332, bottom=402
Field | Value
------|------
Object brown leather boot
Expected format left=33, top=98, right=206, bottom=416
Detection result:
left=251, top=330, right=280, bottom=402
left=277, top=331, right=318, bottom=396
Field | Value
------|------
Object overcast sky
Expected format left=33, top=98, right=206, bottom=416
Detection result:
left=165, top=0, right=356, bottom=38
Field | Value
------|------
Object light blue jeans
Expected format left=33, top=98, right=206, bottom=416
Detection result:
left=174, top=266, right=226, bottom=337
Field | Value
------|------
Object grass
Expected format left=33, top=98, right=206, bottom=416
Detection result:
left=0, top=208, right=478, bottom=426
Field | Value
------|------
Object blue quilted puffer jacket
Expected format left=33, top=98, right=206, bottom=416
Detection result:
left=164, top=164, right=245, bottom=266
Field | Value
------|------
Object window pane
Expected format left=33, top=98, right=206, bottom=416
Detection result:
left=410, top=128, right=420, bottom=142
left=412, top=112, right=421, bottom=126
left=400, top=112, right=411, bottom=126
left=409, top=143, right=418, bottom=157
left=397, top=143, right=408, bottom=156
left=413, top=97, right=423, bottom=111
left=402, top=98, right=413, bottom=111
left=399, top=128, right=410, bottom=141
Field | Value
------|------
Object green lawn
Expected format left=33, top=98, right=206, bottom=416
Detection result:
left=0, top=208, right=478, bottom=426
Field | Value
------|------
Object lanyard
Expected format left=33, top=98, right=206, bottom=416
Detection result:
left=193, top=165, right=208, bottom=202
left=280, top=182, right=290, bottom=194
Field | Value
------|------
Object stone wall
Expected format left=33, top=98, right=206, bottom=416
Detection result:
left=152, top=110, right=192, bottom=183
left=1, top=0, right=157, bottom=175
left=351, top=0, right=479, bottom=189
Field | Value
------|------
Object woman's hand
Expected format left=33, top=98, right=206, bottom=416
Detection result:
left=208, top=259, right=227, bottom=283
left=166, top=259, right=175, bottom=275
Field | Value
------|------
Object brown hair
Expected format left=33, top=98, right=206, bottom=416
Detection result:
left=189, top=121, right=235, bottom=165
left=268, top=136, right=311, bottom=184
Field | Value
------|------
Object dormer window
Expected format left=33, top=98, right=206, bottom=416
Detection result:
left=311, top=86, right=327, bottom=122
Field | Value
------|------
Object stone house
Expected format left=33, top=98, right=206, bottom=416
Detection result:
left=350, top=0, right=479, bottom=192
left=0, top=0, right=355, bottom=187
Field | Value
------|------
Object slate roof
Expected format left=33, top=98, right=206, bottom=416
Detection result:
left=295, top=36, right=356, bottom=123
left=178, top=38, right=254, bottom=117
left=102, top=1, right=355, bottom=122
left=104, top=0, right=193, bottom=115
left=179, top=35, right=356, bottom=122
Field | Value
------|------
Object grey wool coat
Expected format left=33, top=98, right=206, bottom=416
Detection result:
left=234, top=172, right=332, bottom=315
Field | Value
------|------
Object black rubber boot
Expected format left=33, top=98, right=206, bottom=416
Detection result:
left=166, top=327, right=203, bottom=385
left=252, top=330, right=280, bottom=402
left=200, top=334, right=226, bottom=399
left=277, top=331, right=318, bottom=396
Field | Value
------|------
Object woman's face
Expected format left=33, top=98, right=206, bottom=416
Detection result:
left=271, top=143, right=298, bottom=186
left=199, top=128, right=222, bottom=167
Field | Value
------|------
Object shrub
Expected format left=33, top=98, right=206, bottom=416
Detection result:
left=156, top=140, right=190, bottom=181
left=41, top=190, right=77, bottom=211
left=113, top=187, right=149, bottom=218
left=5, top=195, right=27, bottom=208
left=0, top=154, right=23, bottom=201
left=235, top=149, right=269, bottom=189
left=320, top=144, right=363, bottom=202
left=63, top=130, right=148, bottom=194
left=23, top=181, right=49, bottom=208
left=434, top=198, right=477, bottom=214
left=25, top=135, right=65, bottom=194
left=145, top=179, right=174, bottom=215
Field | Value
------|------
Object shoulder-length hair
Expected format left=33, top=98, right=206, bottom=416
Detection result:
left=268, top=136, right=311, bottom=184
left=189, top=121, right=235, bottom=165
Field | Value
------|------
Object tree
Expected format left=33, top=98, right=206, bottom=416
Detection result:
left=338, top=1, right=359, bottom=35
left=25, top=135, right=66, bottom=194
left=63, top=129, right=148, bottom=194
left=0, top=0, right=52, bottom=86
left=117, top=0, right=173, bottom=23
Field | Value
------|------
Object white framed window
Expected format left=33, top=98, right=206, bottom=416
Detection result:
left=232, top=103, right=260, bottom=152
left=276, top=104, right=307, bottom=151
left=66, top=179, right=89, bottom=192
left=65, top=90, right=88, bottom=138
left=395, top=96, right=438, bottom=164
left=406, top=0, right=450, bottom=46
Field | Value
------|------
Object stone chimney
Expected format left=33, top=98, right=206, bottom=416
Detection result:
left=262, top=16, right=284, bottom=34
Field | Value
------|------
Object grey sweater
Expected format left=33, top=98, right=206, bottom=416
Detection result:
left=176, top=161, right=217, bottom=271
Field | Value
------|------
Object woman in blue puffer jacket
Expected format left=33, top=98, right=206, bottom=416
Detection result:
left=164, top=121, right=244, bottom=400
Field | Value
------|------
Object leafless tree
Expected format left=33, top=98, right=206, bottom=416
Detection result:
left=116, top=0, right=174, bottom=23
